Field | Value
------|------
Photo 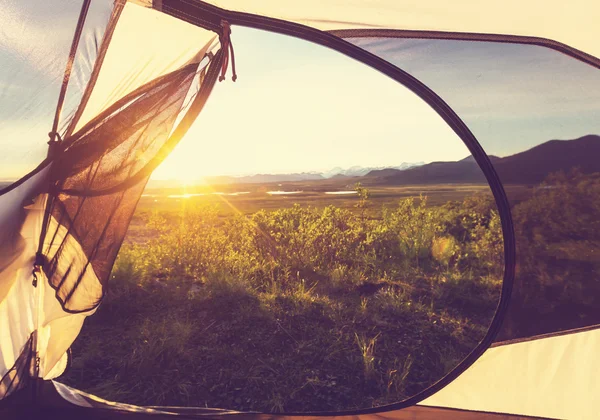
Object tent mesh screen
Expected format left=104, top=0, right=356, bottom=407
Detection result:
left=40, top=57, right=216, bottom=313
left=0, top=335, right=34, bottom=400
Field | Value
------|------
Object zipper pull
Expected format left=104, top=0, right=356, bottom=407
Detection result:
left=32, top=252, right=44, bottom=288
left=219, top=20, right=237, bottom=82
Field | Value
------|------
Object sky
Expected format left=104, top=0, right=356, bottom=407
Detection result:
left=153, top=30, right=600, bottom=180
left=1, top=2, right=598, bottom=182
left=152, top=28, right=470, bottom=180
left=349, top=37, right=600, bottom=157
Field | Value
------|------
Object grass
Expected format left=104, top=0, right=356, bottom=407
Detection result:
left=65, top=274, right=493, bottom=411
left=61, top=184, right=505, bottom=412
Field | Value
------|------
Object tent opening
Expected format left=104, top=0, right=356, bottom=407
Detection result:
left=57, top=27, right=503, bottom=413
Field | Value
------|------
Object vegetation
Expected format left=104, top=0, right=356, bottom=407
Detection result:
left=60, top=169, right=600, bottom=412
left=499, top=170, right=600, bottom=339
left=60, top=170, right=600, bottom=411
left=62, top=186, right=503, bottom=412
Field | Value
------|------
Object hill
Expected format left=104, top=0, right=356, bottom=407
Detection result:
left=494, top=134, right=600, bottom=183
left=364, top=135, right=600, bottom=186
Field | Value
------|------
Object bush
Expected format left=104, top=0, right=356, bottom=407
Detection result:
left=63, top=192, right=505, bottom=411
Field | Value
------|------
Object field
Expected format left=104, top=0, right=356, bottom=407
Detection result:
left=59, top=171, right=600, bottom=412
left=61, top=179, right=508, bottom=412
left=126, top=182, right=500, bottom=242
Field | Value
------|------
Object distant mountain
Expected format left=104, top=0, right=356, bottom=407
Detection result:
left=323, top=162, right=425, bottom=178
left=233, top=173, right=324, bottom=184
left=340, top=166, right=372, bottom=177
left=321, top=167, right=345, bottom=178
left=365, top=168, right=404, bottom=178
left=364, top=135, right=600, bottom=186
left=148, top=135, right=599, bottom=188
left=494, top=134, right=600, bottom=184
left=148, top=162, right=426, bottom=186
left=396, top=162, right=426, bottom=170
left=365, top=159, right=488, bottom=185
left=460, top=155, right=501, bottom=163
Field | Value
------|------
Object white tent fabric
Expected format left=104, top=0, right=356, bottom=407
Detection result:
left=0, top=0, right=219, bottom=399
left=420, top=327, right=600, bottom=419
left=193, top=0, right=600, bottom=58
left=0, top=172, right=96, bottom=393
left=0, top=173, right=47, bottom=382
left=0, top=0, right=114, bottom=180
left=0, top=0, right=598, bottom=417
left=0, top=175, right=98, bottom=394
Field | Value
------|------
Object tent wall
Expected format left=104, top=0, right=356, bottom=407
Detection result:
left=0, top=0, right=115, bottom=181
left=0, top=0, right=223, bottom=401
left=0, top=166, right=74, bottom=399
left=420, top=326, right=600, bottom=419
left=0, top=167, right=100, bottom=398
left=1, top=0, right=598, bottom=417
left=54, top=2, right=597, bottom=416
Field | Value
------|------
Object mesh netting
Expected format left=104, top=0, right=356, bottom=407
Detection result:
left=39, top=53, right=220, bottom=312
left=0, top=335, right=34, bottom=400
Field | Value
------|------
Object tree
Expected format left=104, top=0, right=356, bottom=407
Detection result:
left=354, top=182, right=370, bottom=222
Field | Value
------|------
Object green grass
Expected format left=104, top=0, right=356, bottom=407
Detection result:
left=58, top=172, right=600, bottom=411
left=62, top=186, right=504, bottom=412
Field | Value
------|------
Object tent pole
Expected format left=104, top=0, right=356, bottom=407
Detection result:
left=63, top=1, right=126, bottom=139
left=47, top=0, right=92, bottom=155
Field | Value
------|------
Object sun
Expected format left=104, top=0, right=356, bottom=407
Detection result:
left=152, top=157, right=207, bottom=184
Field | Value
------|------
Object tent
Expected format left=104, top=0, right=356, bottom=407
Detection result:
left=0, top=0, right=599, bottom=418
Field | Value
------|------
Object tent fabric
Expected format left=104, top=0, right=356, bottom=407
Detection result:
left=0, top=54, right=221, bottom=395
left=43, top=61, right=207, bottom=312
left=0, top=170, right=98, bottom=398
left=159, top=0, right=600, bottom=60
left=420, top=325, right=600, bottom=419
left=0, top=0, right=599, bottom=417
left=0, top=0, right=115, bottom=181
left=0, top=380, right=538, bottom=419
left=0, top=0, right=223, bottom=402
left=0, top=50, right=222, bottom=397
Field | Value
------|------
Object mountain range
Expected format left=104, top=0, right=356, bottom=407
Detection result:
left=362, top=134, right=600, bottom=185
left=148, top=163, right=426, bottom=187
left=145, top=135, right=599, bottom=189
left=320, top=162, right=425, bottom=178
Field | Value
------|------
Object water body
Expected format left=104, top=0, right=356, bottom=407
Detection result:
left=163, top=192, right=251, bottom=198
left=266, top=191, right=303, bottom=195
left=167, top=193, right=206, bottom=198
left=212, top=192, right=250, bottom=196
left=147, top=191, right=358, bottom=198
